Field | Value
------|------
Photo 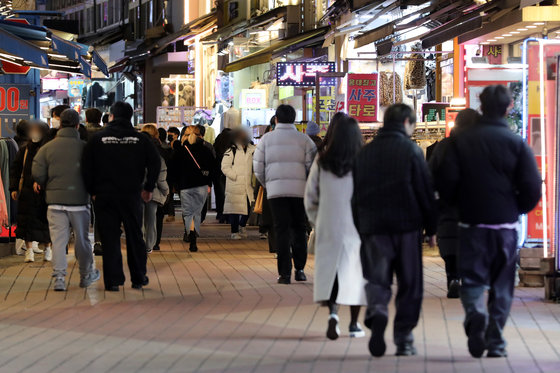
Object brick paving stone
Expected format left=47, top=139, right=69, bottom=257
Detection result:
left=0, top=219, right=559, bottom=373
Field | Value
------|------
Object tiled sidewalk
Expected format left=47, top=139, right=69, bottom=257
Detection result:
left=0, top=221, right=559, bottom=373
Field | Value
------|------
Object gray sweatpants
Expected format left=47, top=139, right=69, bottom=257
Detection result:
left=47, top=208, right=94, bottom=278
left=143, top=201, right=158, bottom=251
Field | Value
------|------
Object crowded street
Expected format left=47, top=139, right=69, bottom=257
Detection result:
left=0, top=221, right=558, bottom=373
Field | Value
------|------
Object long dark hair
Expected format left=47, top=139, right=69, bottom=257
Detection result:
left=318, top=112, right=347, bottom=152
left=318, top=113, right=363, bottom=177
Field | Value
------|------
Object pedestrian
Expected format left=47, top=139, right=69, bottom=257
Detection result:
left=32, top=109, right=100, bottom=291
left=428, top=108, right=480, bottom=299
left=46, top=105, right=70, bottom=142
left=253, top=104, right=317, bottom=284
left=352, top=103, right=437, bottom=357
left=171, top=125, right=216, bottom=252
left=85, top=108, right=103, bottom=137
left=305, top=120, right=323, bottom=149
left=304, top=113, right=366, bottom=340
left=165, top=126, right=181, bottom=222
left=255, top=124, right=275, bottom=249
left=434, top=85, right=541, bottom=358
left=155, top=127, right=173, bottom=251
left=196, top=124, right=215, bottom=224
left=9, top=121, right=52, bottom=263
left=140, top=124, right=169, bottom=253
left=82, top=102, right=161, bottom=291
left=222, top=128, right=256, bottom=240
left=14, top=119, right=29, bottom=149
left=213, top=128, right=233, bottom=223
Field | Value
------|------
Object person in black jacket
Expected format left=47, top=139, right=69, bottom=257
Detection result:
left=82, top=101, right=161, bottom=292
left=172, top=125, right=216, bottom=252
left=435, top=85, right=541, bottom=359
left=429, top=108, right=480, bottom=299
left=352, top=103, right=437, bottom=358
left=213, top=128, right=233, bottom=223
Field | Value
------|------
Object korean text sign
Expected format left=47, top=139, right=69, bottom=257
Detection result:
left=347, top=73, right=378, bottom=122
left=277, top=62, right=336, bottom=87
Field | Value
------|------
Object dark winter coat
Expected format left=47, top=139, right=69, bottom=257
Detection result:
left=435, top=117, right=541, bottom=225
left=172, top=138, right=216, bottom=190
left=9, top=141, right=50, bottom=243
left=82, top=118, right=161, bottom=196
left=352, top=123, right=437, bottom=236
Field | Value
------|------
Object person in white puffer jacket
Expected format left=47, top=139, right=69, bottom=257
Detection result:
left=222, top=129, right=256, bottom=240
left=253, top=105, right=317, bottom=284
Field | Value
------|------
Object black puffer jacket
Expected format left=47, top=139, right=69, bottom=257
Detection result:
left=352, top=123, right=437, bottom=236
left=435, top=117, right=541, bottom=225
left=172, top=138, right=216, bottom=190
left=10, top=141, right=50, bottom=243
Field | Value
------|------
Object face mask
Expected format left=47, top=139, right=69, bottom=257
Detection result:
left=30, top=133, right=42, bottom=143
left=51, top=118, right=60, bottom=129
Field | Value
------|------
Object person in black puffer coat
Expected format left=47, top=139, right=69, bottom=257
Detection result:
left=171, top=125, right=216, bottom=252
left=10, top=121, right=51, bottom=263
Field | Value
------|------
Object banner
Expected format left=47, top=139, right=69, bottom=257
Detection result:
left=346, top=73, right=378, bottom=122
left=0, top=84, right=30, bottom=137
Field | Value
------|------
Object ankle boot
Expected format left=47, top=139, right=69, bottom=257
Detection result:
left=189, top=230, right=198, bottom=252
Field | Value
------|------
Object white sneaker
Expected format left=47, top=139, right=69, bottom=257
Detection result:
left=239, top=227, right=247, bottom=237
left=326, top=314, right=340, bottom=340
left=43, top=246, right=52, bottom=262
left=231, top=233, right=242, bottom=240
left=53, top=276, right=66, bottom=291
left=32, top=242, right=43, bottom=254
left=349, top=322, right=366, bottom=338
left=15, top=239, right=25, bottom=255
left=24, top=248, right=34, bottom=263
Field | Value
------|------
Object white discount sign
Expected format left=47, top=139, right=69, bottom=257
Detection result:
left=240, top=89, right=266, bottom=109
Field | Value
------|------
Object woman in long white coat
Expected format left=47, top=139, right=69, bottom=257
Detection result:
left=304, top=113, right=366, bottom=340
left=222, top=129, right=256, bottom=239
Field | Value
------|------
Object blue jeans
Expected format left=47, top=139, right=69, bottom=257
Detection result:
left=180, top=186, right=208, bottom=235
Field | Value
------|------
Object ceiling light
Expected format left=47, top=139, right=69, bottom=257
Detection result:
left=534, top=22, right=545, bottom=25
left=517, top=28, right=528, bottom=31
left=495, top=36, right=504, bottom=39
left=502, top=34, right=512, bottom=37
left=480, top=42, right=489, bottom=45
left=487, top=39, right=497, bottom=42
left=510, top=31, right=520, bottom=34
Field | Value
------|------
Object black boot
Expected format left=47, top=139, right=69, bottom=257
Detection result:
left=189, top=230, right=198, bottom=252
left=183, top=230, right=189, bottom=243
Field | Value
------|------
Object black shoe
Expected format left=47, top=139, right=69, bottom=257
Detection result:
left=153, top=245, right=160, bottom=251
left=487, top=349, right=507, bottom=358
left=183, top=231, right=189, bottom=243
left=105, top=285, right=119, bottom=292
left=368, top=314, right=388, bottom=357
left=294, top=270, right=307, bottom=282
left=396, top=343, right=417, bottom=356
left=189, top=231, right=198, bottom=252
left=277, top=276, right=291, bottom=284
left=447, top=279, right=460, bottom=299
left=93, top=243, right=103, bottom=256
left=132, top=276, right=149, bottom=289
left=326, top=314, right=340, bottom=340
left=466, top=313, right=487, bottom=358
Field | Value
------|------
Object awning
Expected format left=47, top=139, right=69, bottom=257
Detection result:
left=51, top=34, right=82, bottom=60
left=79, top=56, right=91, bottom=78
left=0, top=19, right=49, bottom=41
left=0, top=27, right=48, bottom=67
left=153, top=11, right=217, bottom=54
left=108, top=56, right=130, bottom=73
left=91, top=49, right=109, bottom=76
left=224, top=27, right=329, bottom=73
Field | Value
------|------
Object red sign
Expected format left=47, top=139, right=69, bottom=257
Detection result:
left=482, top=45, right=503, bottom=65
left=346, top=73, right=378, bottom=122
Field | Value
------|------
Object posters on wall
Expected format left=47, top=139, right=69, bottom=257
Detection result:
left=0, top=84, right=30, bottom=137
left=346, top=73, right=378, bottom=122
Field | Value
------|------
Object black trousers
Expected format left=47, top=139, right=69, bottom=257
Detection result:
left=95, top=194, right=147, bottom=288
left=214, top=174, right=226, bottom=218
left=459, top=227, right=517, bottom=351
left=230, top=198, right=251, bottom=233
left=360, top=231, right=423, bottom=345
left=268, top=197, right=308, bottom=277
left=155, top=204, right=165, bottom=246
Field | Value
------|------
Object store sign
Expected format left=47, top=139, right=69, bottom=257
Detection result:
left=68, top=77, right=89, bottom=98
left=277, top=62, right=336, bottom=87
left=422, top=102, right=449, bottom=122
left=346, top=73, right=378, bottom=122
left=240, top=89, right=266, bottom=109
left=0, top=84, right=30, bottom=137
left=483, top=45, right=503, bottom=65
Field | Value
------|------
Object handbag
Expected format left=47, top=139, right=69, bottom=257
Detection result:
left=254, top=186, right=264, bottom=214
left=15, top=148, right=29, bottom=200
left=184, top=145, right=209, bottom=177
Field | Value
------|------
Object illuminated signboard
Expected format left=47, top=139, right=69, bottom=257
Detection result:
left=0, top=84, right=30, bottom=137
left=277, top=62, right=336, bottom=87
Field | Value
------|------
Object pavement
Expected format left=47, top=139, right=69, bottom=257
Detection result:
left=0, top=218, right=559, bottom=373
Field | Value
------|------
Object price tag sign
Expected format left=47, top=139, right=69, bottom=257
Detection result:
left=0, top=84, right=31, bottom=137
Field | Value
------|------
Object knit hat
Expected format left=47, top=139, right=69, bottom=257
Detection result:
left=306, top=121, right=320, bottom=136
left=60, top=109, right=80, bottom=128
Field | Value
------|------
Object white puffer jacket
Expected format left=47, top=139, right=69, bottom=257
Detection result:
left=253, top=123, right=317, bottom=199
left=152, top=157, right=169, bottom=206
left=222, top=144, right=256, bottom=215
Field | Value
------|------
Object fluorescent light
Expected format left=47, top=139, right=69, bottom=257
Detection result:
left=480, top=42, right=489, bottom=45
left=517, top=28, right=528, bottom=31
left=510, top=31, right=520, bottom=34
left=503, top=34, right=512, bottom=37
left=534, top=22, right=545, bottom=25
left=487, top=39, right=497, bottom=42
left=495, top=36, right=504, bottom=39
left=527, top=25, right=537, bottom=28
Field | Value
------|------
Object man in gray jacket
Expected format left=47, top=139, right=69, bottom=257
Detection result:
left=253, top=105, right=317, bottom=284
left=32, top=109, right=99, bottom=291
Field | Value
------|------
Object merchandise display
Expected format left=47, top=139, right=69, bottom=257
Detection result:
left=379, top=72, right=403, bottom=106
